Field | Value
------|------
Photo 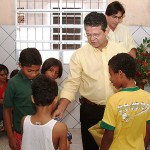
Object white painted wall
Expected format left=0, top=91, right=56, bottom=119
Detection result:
left=0, top=0, right=16, bottom=25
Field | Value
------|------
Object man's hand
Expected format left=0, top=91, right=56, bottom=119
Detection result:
left=52, top=98, right=70, bottom=119
left=128, top=48, right=137, bottom=58
left=53, top=108, right=64, bottom=119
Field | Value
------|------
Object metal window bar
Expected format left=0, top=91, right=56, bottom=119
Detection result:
left=16, top=0, right=107, bottom=63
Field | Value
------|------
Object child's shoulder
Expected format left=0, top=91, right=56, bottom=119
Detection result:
left=7, top=72, right=22, bottom=85
left=54, top=121, right=67, bottom=130
left=53, top=121, right=68, bottom=135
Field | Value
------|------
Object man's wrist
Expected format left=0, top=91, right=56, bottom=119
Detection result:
left=58, top=98, right=70, bottom=112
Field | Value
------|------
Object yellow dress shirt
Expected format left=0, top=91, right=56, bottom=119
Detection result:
left=107, top=24, right=137, bottom=52
left=60, top=41, right=127, bottom=105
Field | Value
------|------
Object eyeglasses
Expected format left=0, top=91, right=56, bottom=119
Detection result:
left=111, top=15, right=123, bottom=20
left=84, top=33, right=101, bottom=39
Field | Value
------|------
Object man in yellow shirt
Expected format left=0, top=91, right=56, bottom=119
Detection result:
left=106, top=1, right=137, bottom=58
left=53, top=12, right=127, bottom=150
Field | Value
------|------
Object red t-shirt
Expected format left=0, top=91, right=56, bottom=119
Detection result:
left=0, top=82, right=7, bottom=99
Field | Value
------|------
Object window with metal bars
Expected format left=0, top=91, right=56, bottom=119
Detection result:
left=53, top=10, right=81, bottom=50
left=16, top=0, right=107, bottom=64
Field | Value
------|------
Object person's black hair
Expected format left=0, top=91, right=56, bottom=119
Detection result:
left=41, top=58, right=63, bottom=78
left=0, top=64, right=9, bottom=75
left=108, top=53, right=136, bottom=79
left=84, top=12, right=107, bottom=32
left=10, top=69, right=19, bottom=78
left=32, top=74, right=58, bottom=106
left=19, top=48, right=42, bottom=67
left=105, top=1, right=125, bottom=16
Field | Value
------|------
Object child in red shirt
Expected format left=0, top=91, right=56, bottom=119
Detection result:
left=0, top=64, right=9, bottom=131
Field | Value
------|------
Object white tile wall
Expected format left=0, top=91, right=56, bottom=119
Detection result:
left=0, top=25, right=18, bottom=73
left=0, top=25, right=150, bottom=128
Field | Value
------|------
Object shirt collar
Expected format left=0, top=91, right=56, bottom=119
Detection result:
left=89, top=41, right=109, bottom=52
left=120, top=86, right=139, bottom=92
left=18, top=70, right=30, bottom=80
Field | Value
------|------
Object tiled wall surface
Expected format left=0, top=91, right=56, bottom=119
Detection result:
left=0, top=25, right=150, bottom=128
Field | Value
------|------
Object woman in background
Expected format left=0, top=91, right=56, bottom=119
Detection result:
left=0, top=64, right=9, bottom=132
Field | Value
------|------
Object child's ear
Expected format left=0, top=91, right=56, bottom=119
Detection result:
left=118, top=70, right=125, bottom=78
left=31, top=96, right=35, bottom=103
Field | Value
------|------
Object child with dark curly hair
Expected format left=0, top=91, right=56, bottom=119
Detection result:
left=100, top=53, right=150, bottom=150
left=21, top=74, right=69, bottom=150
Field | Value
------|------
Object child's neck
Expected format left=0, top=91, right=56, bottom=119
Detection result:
left=31, top=106, right=53, bottom=125
left=122, top=79, right=136, bottom=89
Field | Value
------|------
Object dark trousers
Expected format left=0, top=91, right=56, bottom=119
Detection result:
left=80, top=98, right=105, bottom=150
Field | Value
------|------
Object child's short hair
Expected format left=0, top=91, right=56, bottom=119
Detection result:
left=31, top=74, right=58, bottom=106
left=108, top=53, right=136, bottom=79
left=0, top=64, right=9, bottom=74
left=19, top=48, right=42, bottom=66
left=41, top=58, right=63, bottom=78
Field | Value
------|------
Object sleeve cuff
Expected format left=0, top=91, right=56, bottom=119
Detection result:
left=100, top=120, right=115, bottom=130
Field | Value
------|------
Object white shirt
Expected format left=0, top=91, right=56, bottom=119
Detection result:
left=21, top=115, right=57, bottom=150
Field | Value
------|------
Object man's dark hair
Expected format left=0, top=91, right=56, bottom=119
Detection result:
left=19, top=48, right=42, bottom=67
left=41, top=58, right=63, bottom=78
left=0, top=64, right=9, bottom=74
left=105, top=1, right=125, bottom=16
left=32, top=74, right=58, bottom=106
left=108, top=53, right=136, bottom=79
left=84, top=12, right=107, bottom=32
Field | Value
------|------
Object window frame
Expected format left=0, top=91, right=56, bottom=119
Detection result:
left=16, top=0, right=107, bottom=64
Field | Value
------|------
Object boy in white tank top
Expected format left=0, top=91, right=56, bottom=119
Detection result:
left=21, top=74, right=69, bottom=150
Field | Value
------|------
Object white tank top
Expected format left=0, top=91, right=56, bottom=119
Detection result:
left=21, top=115, right=57, bottom=150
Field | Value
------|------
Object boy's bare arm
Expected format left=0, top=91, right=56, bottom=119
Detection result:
left=100, top=129, right=114, bottom=150
left=53, top=122, right=69, bottom=150
left=59, top=122, right=69, bottom=150
left=3, top=108, right=18, bottom=150
left=144, top=123, right=150, bottom=148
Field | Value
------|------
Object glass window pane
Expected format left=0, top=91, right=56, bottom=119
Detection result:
left=40, top=51, right=59, bottom=62
left=28, top=28, right=35, bottom=40
left=21, top=43, right=28, bottom=50
left=36, top=28, right=42, bottom=41
left=63, top=50, right=75, bottom=64
left=28, top=43, right=36, bottom=47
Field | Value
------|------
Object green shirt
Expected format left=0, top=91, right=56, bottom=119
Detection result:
left=3, top=71, right=36, bottom=133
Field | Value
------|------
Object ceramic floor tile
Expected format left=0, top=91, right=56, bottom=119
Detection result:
left=69, top=128, right=83, bottom=150
left=0, top=132, right=11, bottom=150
